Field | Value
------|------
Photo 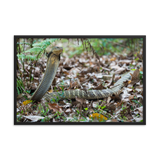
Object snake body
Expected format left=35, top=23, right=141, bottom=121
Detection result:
left=31, top=46, right=133, bottom=101
left=31, top=47, right=63, bottom=101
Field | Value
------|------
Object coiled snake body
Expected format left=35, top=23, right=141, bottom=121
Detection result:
left=31, top=47, right=133, bottom=101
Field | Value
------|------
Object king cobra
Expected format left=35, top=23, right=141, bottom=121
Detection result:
left=31, top=46, right=134, bottom=101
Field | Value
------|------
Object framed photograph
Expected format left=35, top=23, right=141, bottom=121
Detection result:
left=14, top=35, right=146, bottom=125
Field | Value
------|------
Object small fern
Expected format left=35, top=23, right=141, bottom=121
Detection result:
left=17, top=53, right=37, bottom=61
left=25, top=38, right=58, bottom=54
left=25, top=47, right=42, bottom=54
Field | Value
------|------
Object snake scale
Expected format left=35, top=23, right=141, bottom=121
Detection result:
left=31, top=46, right=134, bottom=101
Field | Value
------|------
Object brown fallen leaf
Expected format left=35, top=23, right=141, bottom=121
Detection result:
left=78, top=76, right=86, bottom=82
left=116, top=101, right=123, bottom=107
left=129, top=95, right=135, bottom=100
left=130, top=69, right=140, bottom=84
left=63, top=71, right=69, bottom=75
left=110, top=62, right=117, bottom=69
left=126, top=114, right=133, bottom=120
left=139, top=66, right=143, bottom=72
left=69, top=68, right=80, bottom=77
left=101, top=67, right=110, bottom=72
left=111, top=94, right=121, bottom=102
left=119, top=54, right=126, bottom=59
left=107, top=73, right=115, bottom=88
left=123, top=80, right=130, bottom=87
left=75, top=97, right=85, bottom=104
left=127, top=52, right=134, bottom=57
left=111, top=119, right=118, bottom=122
left=58, top=100, right=66, bottom=105
left=48, top=103, right=61, bottom=112
left=65, top=108, right=72, bottom=113
left=89, top=61, right=93, bottom=66
left=94, top=83, right=106, bottom=90
left=70, top=79, right=80, bottom=89
left=121, top=88, right=131, bottom=102
left=107, top=97, right=112, bottom=103
left=115, top=67, right=126, bottom=74
left=106, top=103, right=116, bottom=110
left=63, top=64, right=72, bottom=70
left=119, top=60, right=132, bottom=65
left=114, top=75, right=121, bottom=82
left=100, top=99, right=116, bottom=110
left=80, top=67, right=94, bottom=74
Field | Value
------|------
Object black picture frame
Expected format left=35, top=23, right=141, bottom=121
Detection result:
left=11, top=32, right=149, bottom=128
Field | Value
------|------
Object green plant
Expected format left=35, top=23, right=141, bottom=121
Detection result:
left=25, top=38, right=58, bottom=55
left=17, top=77, right=25, bottom=95
left=51, top=81, right=66, bottom=103
left=17, top=115, right=23, bottom=122
left=76, top=109, right=80, bottom=114
left=38, top=104, right=49, bottom=117
left=132, top=100, right=142, bottom=106
left=54, top=111, right=63, bottom=120
left=136, top=114, right=140, bottom=118
left=122, top=116, right=128, bottom=121
left=122, top=106, right=127, bottom=110
left=135, top=58, right=139, bottom=61
left=41, top=117, right=50, bottom=122
left=101, top=105, right=106, bottom=110
left=130, top=106, right=134, bottom=110
left=140, top=71, right=143, bottom=80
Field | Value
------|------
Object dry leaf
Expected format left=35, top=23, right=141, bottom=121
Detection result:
left=24, top=115, right=44, bottom=122
left=63, top=71, right=69, bottom=75
left=48, top=89, right=53, bottom=93
left=111, top=94, right=121, bottom=102
left=130, top=69, right=140, bottom=84
left=75, top=97, right=85, bottom=104
left=139, top=66, right=143, bottom=72
left=92, top=102, right=99, bottom=108
left=48, top=103, right=61, bottom=112
left=114, top=75, right=121, bottom=82
left=116, top=101, right=122, bottom=107
left=121, top=88, right=130, bottom=102
left=89, top=113, right=107, bottom=122
left=111, top=119, right=118, bottom=122
left=123, top=80, right=131, bottom=87
left=119, top=60, right=132, bottom=65
left=129, top=95, right=135, bottom=100
left=110, top=62, right=117, bottom=68
left=94, top=83, right=106, bottom=90
left=80, top=67, right=94, bottom=74
left=126, top=114, right=133, bottom=120
left=69, top=68, right=80, bottom=77
left=115, top=67, right=126, bottom=74
left=107, top=97, right=112, bottom=103
left=70, top=79, right=80, bottom=89
left=65, top=108, right=72, bottom=113
left=110, top=57, right=116, bottom=61
left=22, top=100, right=32, bottom=105
left=106, top=103, right=116, bottom=110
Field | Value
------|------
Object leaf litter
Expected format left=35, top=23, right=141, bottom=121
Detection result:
left=17, top=41, right=143, bottom=123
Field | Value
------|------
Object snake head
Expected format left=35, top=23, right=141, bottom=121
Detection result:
left=46, top=46, right=63, bottom=58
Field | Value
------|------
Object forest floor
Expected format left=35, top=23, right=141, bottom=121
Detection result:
left=16, top=41, right=143, bottom=123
